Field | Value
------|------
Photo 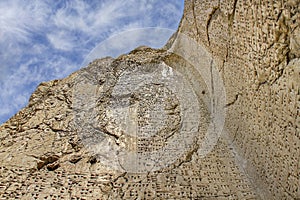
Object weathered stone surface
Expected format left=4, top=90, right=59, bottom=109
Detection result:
left=0, top=0, right=299, bottom=199
left=0, top=47, right=257, bottom=199
left=177, top=0, right=299, bottom=199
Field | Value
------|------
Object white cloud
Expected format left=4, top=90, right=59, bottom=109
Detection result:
left=0, top=54, right=78, bottom=122
left=0, top=0, right=50, bottom=43
left=47, top=31, right=76, bottom=51
left=82, top=28, right=175, bottom=66
left=0, top=0, right=184, bottom=124
left=47, top=0, right=183, bottom=48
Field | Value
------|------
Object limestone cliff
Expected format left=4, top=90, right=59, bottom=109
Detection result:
left=0, top=0, right=299, bottom=199
left=175, top=0, right=299, bottom=199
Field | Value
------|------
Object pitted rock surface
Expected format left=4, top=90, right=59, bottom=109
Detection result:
left=175, top=0, right=299, bottom=199
left=0, top=48, right=257, bottom=199
left=0, top=0, right=299, bottom=199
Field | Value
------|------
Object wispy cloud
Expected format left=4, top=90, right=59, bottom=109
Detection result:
left=0, top=0, right=50, bottom=43
left=82, top=28, right=175, bottom=66
left=0, top=0, right=184, bottom=124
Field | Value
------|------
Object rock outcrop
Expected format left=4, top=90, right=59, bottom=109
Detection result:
left=0, top=0, right=299, bottom=199
left=176, top=0, right=299, bottom=199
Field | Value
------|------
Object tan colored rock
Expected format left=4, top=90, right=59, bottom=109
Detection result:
left=0, top=47, right=257, bottom=199
left=177, top=0, right=299, bottom=199
left=0, top=0, right=299, bottom=199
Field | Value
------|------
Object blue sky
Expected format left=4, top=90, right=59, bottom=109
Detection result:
left=0, top=0, right=184, bottom=124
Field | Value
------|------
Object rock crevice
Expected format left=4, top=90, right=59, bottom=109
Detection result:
left=0, top=0, right=299, bottom=199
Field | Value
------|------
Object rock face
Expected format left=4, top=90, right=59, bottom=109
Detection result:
left=0, top=47, right=257, bottom=199
left=0, top=1, right=299, bottom=200
left=176, top=0, right=300, bottom=199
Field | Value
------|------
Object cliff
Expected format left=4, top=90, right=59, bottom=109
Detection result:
left=176, top=0, right=299, bottom=198
left=0, top=0, right=299, bottom=199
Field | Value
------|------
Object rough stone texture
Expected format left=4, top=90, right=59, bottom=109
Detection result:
left=0, top=1, right=299, bottom=200
left=176, top=0, right=300, bottom=199
left=0, top=48, right=257, bottom=199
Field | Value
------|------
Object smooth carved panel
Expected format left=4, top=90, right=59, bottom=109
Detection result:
left=74, top=56, right=206, bottom=173
left=0, top=48, right=258, bottom=199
